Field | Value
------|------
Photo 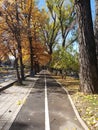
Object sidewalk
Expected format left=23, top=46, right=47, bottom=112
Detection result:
left=0, top=76, right=38, bottom=130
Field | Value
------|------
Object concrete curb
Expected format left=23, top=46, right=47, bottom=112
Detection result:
left=0, top=74, right=30, bottom=92
left=0, top=80, right=17, bottom=92
left=62, top=87, right=89, bottom=130
left=56, top=81, right=89, bottom=130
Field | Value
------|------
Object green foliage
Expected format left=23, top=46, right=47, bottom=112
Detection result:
left=50, top=45, right=79, bottom=72
left=46, top=0, right=76, bottom=48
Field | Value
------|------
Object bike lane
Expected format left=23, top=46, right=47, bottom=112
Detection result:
left=46, top=73, right=87, bottom=130
left=9, top=74, right=45, bottom=130
left=8, top=70, right=88, bottom=130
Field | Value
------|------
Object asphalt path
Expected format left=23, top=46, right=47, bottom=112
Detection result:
left=9, top=70, right=86, bottom=130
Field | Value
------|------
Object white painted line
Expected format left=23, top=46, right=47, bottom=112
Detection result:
left=3, top=85, right=32, bottom=130
left=55, top=80, right=89, bottom=130
left=3, top=77, right=39, bottom=130
left=62, top=87, right=89, bottom=130
left=45, top=74, right=50, bottom=130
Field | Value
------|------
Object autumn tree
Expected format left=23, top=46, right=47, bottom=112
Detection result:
left=40, top=1, right=60, bottom=55
left=0, top=17, right=22, bottom=83
left=75, top=0, right=98, bottom=93
left=0, top=9, right=9, bottom=63
left=46, top=0, right=77, bottom=49
left=20, top=0, right=40, bottom=76
left=1, top=1, right=25, bottom=81
left=0, top=0, right=53, bottom=79
left=15, top=0, right=25, bottom=80
left=0, top=0, right=26, bottom=83
left=0, top=43, right=9, bottom=63
left=24, top=0, right=34, bottom=76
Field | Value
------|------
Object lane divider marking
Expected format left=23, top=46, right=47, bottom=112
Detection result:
left=56, top=78, right=89, bottom=130
left=45, top=73, right=50, bottom=130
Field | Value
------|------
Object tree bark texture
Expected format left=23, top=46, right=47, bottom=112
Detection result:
left=28, top=35, right=34, bottom=76
left=16, top=36, right=25, bottom=80
left=15, top=0, right=25, bottom=80
left=75, top=0, right=98, bottom=93
left=15, top=58, right=22, bottom=84
left=95, top=0, right=98, bottom=61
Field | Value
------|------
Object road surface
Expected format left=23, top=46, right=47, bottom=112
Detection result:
left=0, top=70, right=88, bottom=130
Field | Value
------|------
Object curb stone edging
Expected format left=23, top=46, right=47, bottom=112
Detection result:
left=0, top=80, right=17, bottom=92
left=56, top=81, right=89, bottom=130
left=2, top=76, right=39, bottom=130
left=0, top=74, right=30, bottom=92
left=62, top=87, right=89, bottom=130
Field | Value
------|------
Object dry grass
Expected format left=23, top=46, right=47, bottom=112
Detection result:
left=53, top=75, right=98, bottom=130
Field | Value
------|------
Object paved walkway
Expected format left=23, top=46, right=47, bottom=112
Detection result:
left=0, top=70, right=89, bottom=130
left=0, top=77, right=38, bottom=130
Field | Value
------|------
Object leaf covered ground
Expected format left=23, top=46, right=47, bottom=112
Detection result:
left=53, top=75, right=98, bottom=130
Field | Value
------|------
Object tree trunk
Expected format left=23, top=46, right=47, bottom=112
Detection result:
left=17, top=37, right=25, bottom=80
left=15, top=58, right=22, bottom=84
left=25, top=0, right=34, bottom=76
left=95, top=0, right=98, bottom=61
left=15, top=0, right=25, bottom=80
left=75, top=0, right=98, bottom=94
left=34, top=61, right=39, bottom=74
left=28, top=35, right=34, bottom=76
left=49, top=45, right=53, bottom=55
left=19, top=54, right=25, bottom=80
left=62, top=37, right=66, bottom=47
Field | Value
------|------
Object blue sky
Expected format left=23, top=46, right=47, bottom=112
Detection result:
left=91, top=0, right=96, bottom=20
left=37, top=0, right=96, bottom=51
left=38, top=0, right=96, bottom=20
left=38, top=0, right=46, bottom=9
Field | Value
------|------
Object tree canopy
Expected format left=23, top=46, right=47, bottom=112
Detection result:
left=1, top=0, right=97, bottom=94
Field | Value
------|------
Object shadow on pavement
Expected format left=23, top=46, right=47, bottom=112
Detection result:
left=9, top=121, right=29, bottom=130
